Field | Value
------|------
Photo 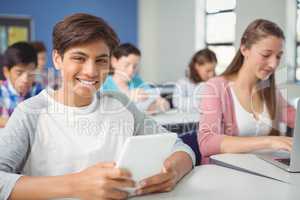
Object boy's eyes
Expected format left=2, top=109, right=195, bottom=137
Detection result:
left=14, top=70, right=35, bottom=78
left=96, top=59, right=109, bottom=65
left=15, top=71, right=22, bottom=75
left=15, top=70, right=24, bottom=76
left=72, top=57, right=85, bottom=62
left=72, top=57, right=109, bottom=65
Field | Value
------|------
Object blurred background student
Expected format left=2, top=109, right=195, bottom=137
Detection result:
left=101, top=43, right=170, bottom=114
left=30, top=41, right=58, bottom=89
left=172, top=48, right=217, bottom=112
left=0, top=42, right=42, bottom=127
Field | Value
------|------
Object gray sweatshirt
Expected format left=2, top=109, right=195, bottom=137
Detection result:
left=0, top=89, right=195, bottom=200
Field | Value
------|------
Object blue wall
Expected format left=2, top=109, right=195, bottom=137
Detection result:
left=0, top=0, right=138, bottom=66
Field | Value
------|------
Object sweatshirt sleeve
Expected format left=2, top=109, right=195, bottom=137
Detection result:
left=197, top=80, right=225, bottom=163
left=0, top=106, right=32, bottom=200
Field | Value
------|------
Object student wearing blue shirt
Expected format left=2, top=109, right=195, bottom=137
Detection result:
left=101, top=43, right=170, bottom=114
left=0, top=42, right=42, bottom=127
left=102, top=73, right=150, bottom=92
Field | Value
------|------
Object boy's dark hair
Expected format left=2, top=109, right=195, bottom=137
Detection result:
left=112, top=43, right=141, bottom=59
left=30, top=41, right=47, bottom=53
left=53, top=13, right=120, bottom=56
left=3, top=42, right=37, bottom=70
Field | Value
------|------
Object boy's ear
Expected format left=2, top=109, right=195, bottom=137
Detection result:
left=52, top=50, right=63, bottom=70
left=3, top=66, right=10, bottom=80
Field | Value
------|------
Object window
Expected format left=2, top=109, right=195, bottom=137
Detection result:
left=205, top=0, right=236, bottom=75
left=0, top=16, right=32, bottom=54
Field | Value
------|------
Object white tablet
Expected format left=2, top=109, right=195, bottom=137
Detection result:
left=116, top=133, right=177, bottom=183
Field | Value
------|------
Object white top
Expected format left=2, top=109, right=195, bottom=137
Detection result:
left=172, top=77, right=205, bottom=113
left=23, top=89, right=136, bottom=176
left=230, top=87, right=272, bottom=136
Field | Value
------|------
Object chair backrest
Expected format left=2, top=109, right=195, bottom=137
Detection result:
left=152, top=83, right=175, bottom=108
left=179, top=129, right=201, bottom=166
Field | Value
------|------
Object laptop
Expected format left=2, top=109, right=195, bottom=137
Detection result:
left=257, top=99, right=300, bottom=172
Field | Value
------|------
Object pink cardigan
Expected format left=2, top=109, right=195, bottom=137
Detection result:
left=198, top=76, right=296, bottom=164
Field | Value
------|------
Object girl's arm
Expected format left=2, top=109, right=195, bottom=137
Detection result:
left=220, top=135, right=292, bottom=153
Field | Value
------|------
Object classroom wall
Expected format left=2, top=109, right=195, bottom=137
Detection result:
left=0, top=0, right=138, bottom=67
left=139, top=0, right=298, bottom=88
left=138, top=0, right=202, bottom=84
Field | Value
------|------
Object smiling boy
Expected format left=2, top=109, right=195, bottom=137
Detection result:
left=0, top=13, right=195, bottom=200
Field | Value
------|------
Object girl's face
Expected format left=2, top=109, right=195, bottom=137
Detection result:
left=111, top=54, right=140, bottom=82
left=195, top=62, right=216, bottom=81
left=53, top=40, right=110, bottom=100
left=241, top=35, right=284, bottom=80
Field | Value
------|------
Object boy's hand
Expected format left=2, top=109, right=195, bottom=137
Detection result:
left=135, top=160, right=179, bottom=195
left=72, top=162, right=135, bottom=200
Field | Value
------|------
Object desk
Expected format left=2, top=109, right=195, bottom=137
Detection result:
left=151, top=110, right=199, bottom=134
left=210, top=153, right=300, bottom=184
left=132, top=165, right=300, bottom=200
left=151, top=109, right=199, bottom=125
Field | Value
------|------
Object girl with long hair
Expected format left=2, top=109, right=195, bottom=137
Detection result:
left=198, top=19, right=296, bottom=164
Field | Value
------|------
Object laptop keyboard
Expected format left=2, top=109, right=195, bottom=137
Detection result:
left=274, top=158, right=290, bottom=166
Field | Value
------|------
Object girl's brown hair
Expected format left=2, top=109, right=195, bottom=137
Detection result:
left=187, top=48, right=217, bottom=83
left=30, top=41, right=46, bottom=53
left=222, top=19, right=285, bottom=135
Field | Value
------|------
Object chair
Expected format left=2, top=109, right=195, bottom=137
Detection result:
left=179, top=130, right=201, bottom=166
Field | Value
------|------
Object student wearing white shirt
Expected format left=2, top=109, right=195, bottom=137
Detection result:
left=173, top=48, right=217, bottom=112
left=0, top=13, right=195, bottom=200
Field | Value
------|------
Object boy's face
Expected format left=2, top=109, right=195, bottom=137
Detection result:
left=53, top=40, right=110, bottom=99
left=3, top=63, right=36, bottom=96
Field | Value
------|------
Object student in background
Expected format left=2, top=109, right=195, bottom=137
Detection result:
left=0, top=13, right=195, bottom=200
left=172, top=48, right=217, bottom=112
left=30, top=41, right=58, bottom=89
left=0, top=42, right=42, bottom=128
left=198, top=19, right=295, bottom=164
left=101, top=43, right=170, bottom=114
